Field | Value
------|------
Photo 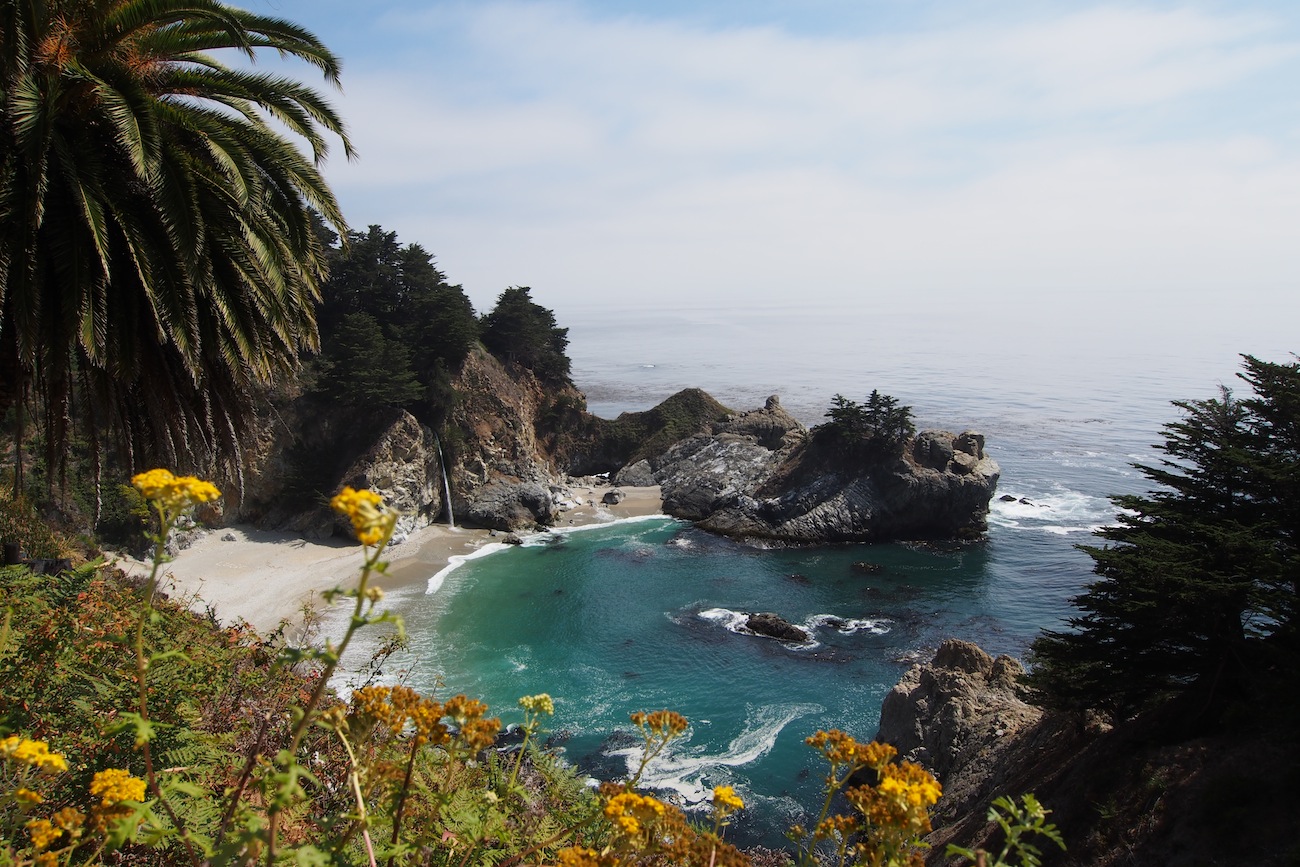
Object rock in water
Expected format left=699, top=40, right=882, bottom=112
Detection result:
left=745, top=612, right=811, bottom=642
left=629, top=396, right=1000, bottom=544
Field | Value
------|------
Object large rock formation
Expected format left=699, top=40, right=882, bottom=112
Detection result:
left=628, top=396, right=999, bottom=543
left=876, top=640, right=1044, bottom=816
left=236, top=404, right=448, bottom=539
left=873, top=641, right=1300, bottom=866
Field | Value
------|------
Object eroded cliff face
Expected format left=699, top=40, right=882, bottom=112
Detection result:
left=875, top=641, right=1298, bottom=867
left=631, top=396, right=1000, bottom=543
left=444, top=345, right=573, bottom=530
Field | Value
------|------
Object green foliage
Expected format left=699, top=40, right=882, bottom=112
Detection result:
left=1, top=468, right=1054, bottom=866
left=95, top=484, right=151, bottom=550
left=1028, top=355, right=1300, bottom=719
left=315, top=225, right=480, bottom=421
left=321, top=313, right=426, bottom=409
left=946, top=794, right=1066, bottom=867
left=0, top=497, right=61, bottom=560
left=815, top=391, right=916, bottom=459
left=481, top=287, right=572, bottom=383
left=0, top=0, right=352, bottom=480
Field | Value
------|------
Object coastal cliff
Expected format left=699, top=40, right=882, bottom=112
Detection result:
left=234, top=351, right=996, bottom=544
left=621, top=396, right=1000, bottom=543
left=876, top=641, right=1298, bottom=866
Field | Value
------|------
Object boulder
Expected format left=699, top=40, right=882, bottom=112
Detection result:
left=602, top=489, right=626, bottom=505
left=876, top=639, right=1041, bottom=803
left=465, top=481, right=557, bottom=531
left=613, top=459, right=655, bottom=487
left=744, top=612, right=811, bottom=642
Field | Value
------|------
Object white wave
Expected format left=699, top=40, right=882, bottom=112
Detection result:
left=988, top=486, right=1116, bottom=535
left=425, top=542, right=511, bottom=594
left=701, top=608, right=889, bottom=642
left=607, top=703, right=822, bottom=805
left=698, top=607, right=750, bottom=633
left=427, top=515, right=680, bottom=590
left=519, top=514, right=677, bottom=545
left=805, top=614, right=891, bottom=635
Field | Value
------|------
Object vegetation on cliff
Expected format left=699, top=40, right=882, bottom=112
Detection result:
left=815, top=392, right=916, bottom=460
left=481, top=286, right=573, bottom=385
left=1, top=474, right=1006, bottom=867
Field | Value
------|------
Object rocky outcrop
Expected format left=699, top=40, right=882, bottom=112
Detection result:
left=874, top=641, right=1300, bottom=866
left=635, top=396, right=999, bottom=544
left=745, top=612, right=811, bottom=642
left=463, top=480, right=557, bottom=531
left=236, top=404, right=449, bottom=539
left=876, top=640, right=1043, bottom=794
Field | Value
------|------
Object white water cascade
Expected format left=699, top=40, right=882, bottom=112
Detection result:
left=434, top=435, right=456, bottom=528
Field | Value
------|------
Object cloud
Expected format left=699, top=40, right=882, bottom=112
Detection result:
left=296, top=1, right=1300, bottom=309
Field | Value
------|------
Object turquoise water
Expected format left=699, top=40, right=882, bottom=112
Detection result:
left=336, top=301, right=1296, bottom=847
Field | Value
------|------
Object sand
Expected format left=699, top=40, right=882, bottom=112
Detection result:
left=116, top=485, right=664, bottom=634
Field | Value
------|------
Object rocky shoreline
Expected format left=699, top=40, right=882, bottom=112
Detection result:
left=231, top=348, right=998, bottom=548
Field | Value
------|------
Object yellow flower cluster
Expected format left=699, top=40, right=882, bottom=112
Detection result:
left=877, top=762, right=942, bottom=809
left=89, top=768, right=147, bottom=805
left=330, top=486, right=398, bottom=547
left=805, top=730, right=896, bottom=771
left=351, top=685, right=450, bottom=747
left=630, top=709, right=689, bottom=739
left=350, top=687, right=501, bottom=752
left=131, top=469, right=221, bottom=512
left=556, top=846, right=615, bottom=867
left=846, top=760, right=942, bottom=838
left=444, top=694, right=502, bottom=753
left=518, top=693, right=555, bottom=715
left=603, top=791, right=666, bottom=837
left=26, top=818, right=60, bottom=850
left=712, top=784, right=744, bottom=812
left=1, top=736, right=68, bottom=774
left=15, top=786, right=44, bottom=804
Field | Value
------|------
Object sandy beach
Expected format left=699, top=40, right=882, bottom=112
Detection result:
left=117, top=485, right=663, bottom=634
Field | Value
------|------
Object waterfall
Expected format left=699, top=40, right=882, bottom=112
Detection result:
left=434, top=435, right=456, bottom=528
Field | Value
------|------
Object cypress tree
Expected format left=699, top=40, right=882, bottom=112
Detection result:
left=1028, top=357, right=1300, bottom=719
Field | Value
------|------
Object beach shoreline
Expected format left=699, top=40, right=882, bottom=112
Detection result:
left=118, top=484, right=663, bottom=633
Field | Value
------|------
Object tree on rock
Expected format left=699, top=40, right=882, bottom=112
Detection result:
left=1029, top=355, right=1300, bottom=720
left=480, top=287, right=571, bottom=383
left=818, top=390, right=915, bottom=458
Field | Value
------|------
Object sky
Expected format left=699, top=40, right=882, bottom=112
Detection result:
left=240, top=0, right=1300, bottom=319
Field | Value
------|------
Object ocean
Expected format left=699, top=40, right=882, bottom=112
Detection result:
left=336, top=298, right=1294, bottom=847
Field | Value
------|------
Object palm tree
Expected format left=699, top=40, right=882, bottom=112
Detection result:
left=0, top=0, right=352, bottom=497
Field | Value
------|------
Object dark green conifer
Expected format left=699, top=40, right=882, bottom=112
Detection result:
left=1029, top=357, right=1300, bottom=719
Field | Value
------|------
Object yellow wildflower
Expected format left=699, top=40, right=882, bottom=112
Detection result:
left=557, top=846, right=614, bottom=867
left=131, top=469, right=221, bottom=512
left=518, top=693, right=555, bottom=715
left=89, top=768, right=147, bottom=805
left=26, top=818, right=61, bottom=850
left=712, top=784, right=744, bottom=812
left=15, top=786, right=44, bottom=805
left=52, top=807, right=85, bottom=833
left=330, top=486, right=398, bottom=547
left=630, top=709, right=689, bottom=738
left=604, top=791, right=666, bottom=837
left=1, top=736, right=68, bottom=774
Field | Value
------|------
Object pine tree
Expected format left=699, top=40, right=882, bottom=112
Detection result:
left=1028, top=357, right=1300, bottom=718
